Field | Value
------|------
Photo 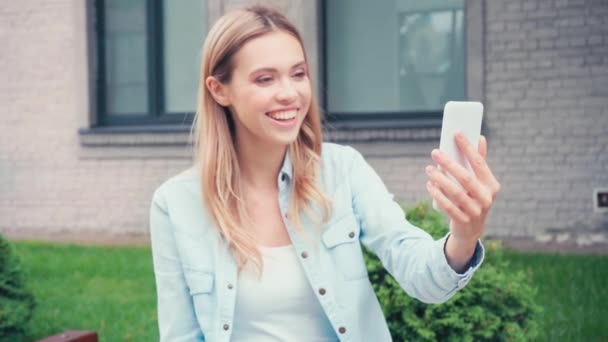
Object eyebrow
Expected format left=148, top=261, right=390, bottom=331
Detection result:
left=249, top=61, right=307, bottom=75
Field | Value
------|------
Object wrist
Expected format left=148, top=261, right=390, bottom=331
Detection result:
left=444, top=234, right=478, bottom=273
left=448, top=233, right=478, bottom=251
left=448, top=220, right=482, bottom=250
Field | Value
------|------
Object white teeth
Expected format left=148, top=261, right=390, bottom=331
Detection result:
left=267, top=110, right=297, bottom=120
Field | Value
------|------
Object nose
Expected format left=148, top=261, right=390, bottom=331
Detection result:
left=275, top=78, right=297, bottom=103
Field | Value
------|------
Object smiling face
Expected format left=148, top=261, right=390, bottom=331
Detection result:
left=209, top=30, right=312, bottom=150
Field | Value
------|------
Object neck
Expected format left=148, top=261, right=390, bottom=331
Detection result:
left=236, top=137, right=287, bottom=191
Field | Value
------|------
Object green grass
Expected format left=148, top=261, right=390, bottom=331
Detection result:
left=13, top=242, right=159, bottom=341
left=504, top=250, right=608, bottom=341
left=11, top=242, right=608, bottom=341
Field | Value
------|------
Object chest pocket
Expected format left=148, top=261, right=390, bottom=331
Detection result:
left=322, top=214, right=369, bottom=280
left=185, top=270, right=214, bottom=295
left=183, top=269, right=215, bottom=328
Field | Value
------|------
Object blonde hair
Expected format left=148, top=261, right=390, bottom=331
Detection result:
left=191, top=5, right=331, bottom=271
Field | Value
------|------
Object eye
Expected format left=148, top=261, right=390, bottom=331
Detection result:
left=293, top=70, right=307, bottom=79
left=255, top=76, right=274, bottom=85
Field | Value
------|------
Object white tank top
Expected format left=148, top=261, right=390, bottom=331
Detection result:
left=231, top=244, right=338, bottom=341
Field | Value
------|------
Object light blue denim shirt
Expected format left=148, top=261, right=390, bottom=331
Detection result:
left=149, top=142, right=484, bottom=342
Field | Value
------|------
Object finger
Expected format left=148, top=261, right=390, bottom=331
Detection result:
left=475, top=135, right=501, bottom=195
left=426, top=181, right=470, bottom=224
left=453, top=132, right=492, bottom=181
left=491, top=180, right=502, bottom=200
left=479, top=135, right=487, bottom=160
left=426, top=165, right=485, bottom=216
left=431, top=150, right=491, bottom=206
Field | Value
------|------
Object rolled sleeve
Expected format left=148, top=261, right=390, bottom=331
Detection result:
left=431, top=234, right=485, bottom=291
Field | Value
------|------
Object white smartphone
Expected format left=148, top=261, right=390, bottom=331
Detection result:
left=432, top=101, right=484, bottom=211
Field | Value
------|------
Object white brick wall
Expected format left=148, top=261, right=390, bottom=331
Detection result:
left=483, top=0, right=608, bottom=236
left=1, top=0, right=607, bottom=242
left=0, top=1, right=192, bottom=238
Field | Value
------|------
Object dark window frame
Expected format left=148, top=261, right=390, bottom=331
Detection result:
left=95, top=0, right=193, bottom=127
left=320, top=2, right=468, bottom=129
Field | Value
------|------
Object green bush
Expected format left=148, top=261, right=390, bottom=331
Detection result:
left=0, top=234, right=36, bottom=341
left=365, top=202, right=541, bottom=341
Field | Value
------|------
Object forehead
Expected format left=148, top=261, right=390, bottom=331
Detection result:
left=232, top=30, right=305, bottom=73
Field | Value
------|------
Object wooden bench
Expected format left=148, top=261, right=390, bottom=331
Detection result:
left=38, top=330, right=98, bottom=342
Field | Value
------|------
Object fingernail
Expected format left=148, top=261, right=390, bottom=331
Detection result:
left=425, top=165, right=433, bottom=174
left=431, top=149, right=440, bottom=158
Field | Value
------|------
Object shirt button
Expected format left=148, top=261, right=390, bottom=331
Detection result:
left=301, top=251, right=308, bottom=259
left=227, top=283, right=234, bottom=290
left=281, top=174, right=287, bottom=182
left=223, top=324, right=230, bottom=331
left=348, top=231, right=355, bottom=238
left=318, top=288, right=326, bottom=295
left=339, top=327, right=346, bottom=334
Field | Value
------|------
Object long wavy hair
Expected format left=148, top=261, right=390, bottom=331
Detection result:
left=191, top=5, right=331, bottom=271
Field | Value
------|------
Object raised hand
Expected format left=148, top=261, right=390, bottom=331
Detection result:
left=425, top=131, right=501, bottom=271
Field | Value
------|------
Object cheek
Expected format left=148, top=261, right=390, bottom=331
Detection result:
left=299, top=78, right=312, bottom=94
left=297, top=82, right=312, bottom=104
left=241, top=87, right=275, bottom=109
left=231, top=88, right=268, bottom=118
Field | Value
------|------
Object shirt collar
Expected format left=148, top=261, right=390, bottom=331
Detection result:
left=279, top=149, right=293, bottom=183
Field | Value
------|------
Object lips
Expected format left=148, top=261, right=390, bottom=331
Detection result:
left=266, top=108, right=298, bottom=121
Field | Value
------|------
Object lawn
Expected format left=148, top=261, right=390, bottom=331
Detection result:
left=13, top=242, right=159, bottom=341
left=11, top=241, right=608, bottom=341
left=505, top=251, right=608, bottom=341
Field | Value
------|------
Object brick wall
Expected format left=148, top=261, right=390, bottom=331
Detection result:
left=0, top=1, right=192, bottom=238
left=483, top=0, right=608, bottom=236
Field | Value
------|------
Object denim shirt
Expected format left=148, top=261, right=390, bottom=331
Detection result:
left=149, top=142, right=484, bottom=342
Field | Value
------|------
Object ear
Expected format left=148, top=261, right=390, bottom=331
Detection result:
left=205, top=76, right=231, bottom=107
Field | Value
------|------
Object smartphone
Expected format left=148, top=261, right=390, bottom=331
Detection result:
left=432, top=101, right=484, bottom=211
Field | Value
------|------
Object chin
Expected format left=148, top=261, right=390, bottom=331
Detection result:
left=271, top=132, right=300, bottom=147
left=264, top=120, right=304, bottom=146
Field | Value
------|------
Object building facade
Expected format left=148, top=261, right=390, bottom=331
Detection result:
left=1, top=0, right=607, bottom=244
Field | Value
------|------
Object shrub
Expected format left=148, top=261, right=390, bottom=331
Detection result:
left=0, top=234, right=36, bottom=341
left=365, top=202, right=541, bottom=341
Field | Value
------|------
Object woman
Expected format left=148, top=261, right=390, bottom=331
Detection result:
left=150, top=5, right=501, bottom=342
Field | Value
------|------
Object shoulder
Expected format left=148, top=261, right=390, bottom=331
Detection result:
left=151, top=165, right=217, bottom=236
left=319, top=142, right=365, bottom=189
left=321, top=142, right=368, bottom=171
left=321, top=142, right=361, bottom=164
left=151, top=166, right=201, bottom=210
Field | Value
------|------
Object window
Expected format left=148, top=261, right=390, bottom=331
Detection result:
left=96, top=0, right=206, bottom=126
left=324, top=0, right=465, bottom=126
